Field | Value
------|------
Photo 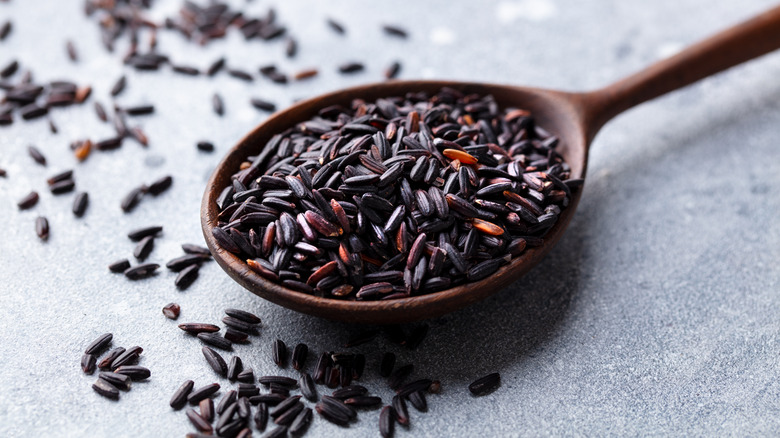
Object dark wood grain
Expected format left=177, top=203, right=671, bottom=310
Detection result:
left=202, top=6, right=780, bottom=323
left=581, top=3, right=780, bottom=139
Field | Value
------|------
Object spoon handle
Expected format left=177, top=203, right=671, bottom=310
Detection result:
left=583, top=4, right=780, bottom=138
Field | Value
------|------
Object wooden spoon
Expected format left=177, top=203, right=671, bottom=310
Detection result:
left=202, top=6, right=780, bottom=324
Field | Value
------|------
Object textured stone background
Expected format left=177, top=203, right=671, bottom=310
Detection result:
left=1, top=0, right=779, bottom=436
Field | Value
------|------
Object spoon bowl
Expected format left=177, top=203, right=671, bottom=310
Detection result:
left=202, top=7, right=780, bottom=323
left=202, top=81, right=589, bottom=324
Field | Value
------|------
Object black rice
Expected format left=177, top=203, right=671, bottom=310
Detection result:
left=197, top=141, right=214, bottom=152
left=85, top=333, right=113, bottom=354
left=212, top=93, right=224, bottom=116
left=28, top=145, right=46, bottom=165
left=254, top=402, right=269, bottom=431
left=249, top=393, right=286, bottom=406
left=199, top=398, right=214, bottom=422
left=110, top=75, right=126, bottom=97
left=93, top=378, right=120, bottom=400
left=326, top=18, right=346, bottom=35
left=46, top=170, right=72, bottom=186
left=124, top=104, right=155, bottom=116
left=224, top=308, right=261, bottom=324
left=98, top=347, right=125, bottom=370
left=217, top=390, right=237, bottom=415
left=332, top=385, right=367, bottom=400
left=99, top=371, right=132, bottom=390
left=1, top=60, right=18, bottom=78
left=379, top=405, right=395, bottom=437
left=299, top=373, right=318, bottom=402
left=338, top=62, right=364, bottom=74
left=313, top=352, right=331, bottom=384
left=382, top=25, right=408, bottom=38
left=198, top=333, right=232, bottom=351
left=275, top=400, right=304, bottom=426
left=391, top=395, right=409, bottom=426
left=384, top=61, right=401, bottom=80
left=20, top=104, right=48, bottom=120
left=94, top=102, right=107, bottom=122
left=202, top=346, right=228, bottom=377
left=121, top=186, right=145, bottom=213
left=109, top=259, right=131, bottom=273
left=259, top=375, right=297, bottom=388
left=219, top=419, right=245, bottom=437
left=227, top=356, right=243, bottom=381
left=292, top=343, right=308, bottom=370
left=265, top=425, right=288, bottom=438
left=270, top=395, right=301, bottom=416
left=183, top=244, right=211, bottom=257
left=179, top=323, right=220, bottom=334
left=315, top=401, right=350, bottom=426
left=380, top=352, right=395, bottom=377
left=17, top=191, right=39, bottom=210
left=124, top=263, right=159, bottom=279
left=237, top=397, right=252, bottom=419
left=188, top=383, right=221, bottom=405
left=147, top=175, right=173, bottom=196
left=397, top=379, right=433, bottom=397
left=35, top=216, right=49, bottom=240
left=175, top=264, right=200, bottom=290
left=353, top=354, right=366, bottom=380
left=408, top=391, right=427, bottom=412
left=50, top=179, right=75, bottom=194
left=222, top=316, right=256, bottom=333
left=0, top=21, right=11, bottom=41
left=81, top=353, right=96, bottom=374
left=227, top=68, right=254, bottom=82
left=186, top=408, right=213, bottom=433
left=321, top=395, right=357, bottom=420
left=468, top=372, right=500, bottom=396
left=224, top=328, right=249, bottom=343
left=66, top=40, right=79, bottom=62
left=130, top=126, right=149, bottom=146
left=133, top=235, right=155, bottom=261
left=172, top=64, right=200, bottom=76
left=216, top=401, right=239, bottom=430
left=272, top=339, right=287, bottom=368
left=111, top=345, right=142, bottom=368
left=344, top=396, right=382, bottom=407
left=114, top=365, right=151, bottom=380
left=388, top=364, right=413, bottom=390
left=250, top=97, right=276, bottom=112
left=207, top=58, right=225, bottom=76
left=289, top=407, right=312, bottom=436
left=72, top=192, right=89, bottom=217
left=238, top=383, right=259, bottom=398
left=405, top=324, right=428, bottom=350
left=162, top=303, right=180, bottom=319
left=96, top=137, right=122, bottom=151
left=170, top=380, right=194, bottom=409
left=344, top=330, right=378, bottom=348
left=256, top=64, right=284, bottom=80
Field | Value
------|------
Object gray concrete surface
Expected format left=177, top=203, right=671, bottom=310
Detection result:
left=1, top=0, right=779, bottom=436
